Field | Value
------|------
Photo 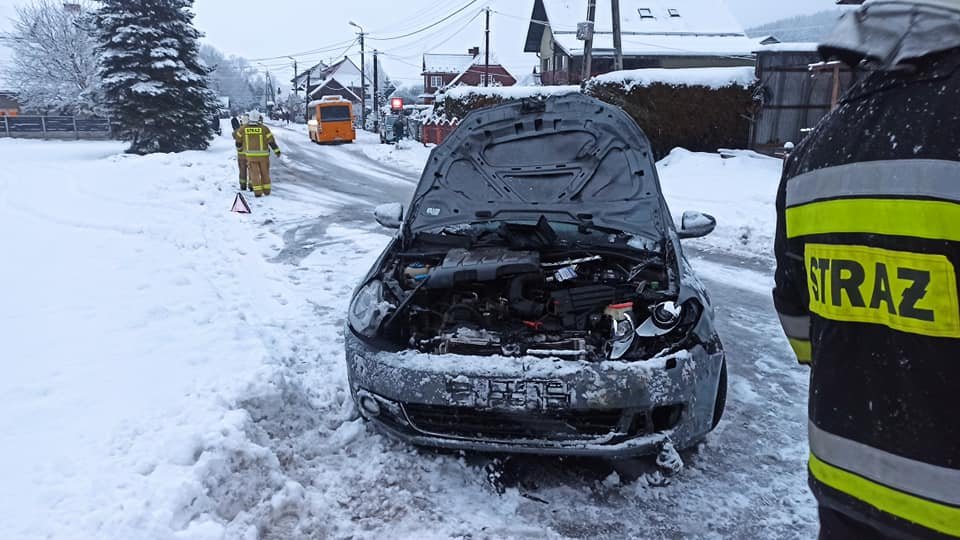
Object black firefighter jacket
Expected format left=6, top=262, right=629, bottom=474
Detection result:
left=773, top=49, right=960, bottom=539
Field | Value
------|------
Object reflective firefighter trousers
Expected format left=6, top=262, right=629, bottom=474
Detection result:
left=237, top=153, right=248, bottom=189
left=247, top=156, right=272, bottom=197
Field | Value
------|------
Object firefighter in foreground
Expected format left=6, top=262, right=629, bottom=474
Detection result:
left=773, top=0, right=960, bottom=538
left=234, top=111, right=281, bottom=197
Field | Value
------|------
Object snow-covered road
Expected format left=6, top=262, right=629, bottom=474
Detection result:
left=0, top=126, right=815, bottom=539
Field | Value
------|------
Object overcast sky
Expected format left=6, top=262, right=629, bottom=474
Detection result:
left=1, top=0, right=847, bottom=89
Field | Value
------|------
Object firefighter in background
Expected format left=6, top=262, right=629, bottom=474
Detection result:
left=235, top=111, right=281, bottom=197
left=773, top=0, right=960, bottom=538
left=231, top=114, right=251, bottom=191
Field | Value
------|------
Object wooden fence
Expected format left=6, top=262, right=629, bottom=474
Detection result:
left=0, top=116, right=111, bottom=139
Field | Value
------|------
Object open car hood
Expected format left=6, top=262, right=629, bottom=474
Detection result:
left=406, top=94, right=670, bottom=241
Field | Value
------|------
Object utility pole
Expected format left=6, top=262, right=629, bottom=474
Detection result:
left=612, top=0, right=623, bottom=72
left=305, top=72, right=312, bottom=122
left=264, top=70, right=273, bottom=110
left=350, top=21, right=366, bottom=130
left=581, top=0, right=597, bottom=83
left=289, top=57, right=299, bottom=97
left=484, top=7, right=491, bottom=87
left=373, top=50, right=380, bottom=132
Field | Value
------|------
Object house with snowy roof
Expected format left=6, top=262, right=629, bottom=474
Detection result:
left=421, top=48, right=516, bottom=104
left=296, top=57, right=393, bottom=111
left=306, top=57, right=365, bottom=104
left=524, top=0, right=756, bottom=85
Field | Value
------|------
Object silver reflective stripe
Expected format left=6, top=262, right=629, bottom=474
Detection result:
left=809, top=421, right=960, bottom=506
left=777, top=312, right=810, bottom=340
left=786, top=160, right=960, bottom=207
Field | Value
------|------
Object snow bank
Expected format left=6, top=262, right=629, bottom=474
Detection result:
left=588, top=66, right=758, bottom=90
left=0, top=133, right=389, bottom=539
left=441, top=84, right=581, bottom=101
left=359, top=135, right=435, bottom=174
left=657, top=148, right=782, bottom=259
left=755, top=42, right=820, bottom=53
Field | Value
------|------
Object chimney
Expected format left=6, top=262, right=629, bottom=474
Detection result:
left=468, top=47, right=480, bottom=57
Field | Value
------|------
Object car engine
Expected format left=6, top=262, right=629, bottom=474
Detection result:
left=379, top=246, right=702, bottom=362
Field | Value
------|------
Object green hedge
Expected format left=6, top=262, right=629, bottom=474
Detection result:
left=586, top=82, right=758, bottom=159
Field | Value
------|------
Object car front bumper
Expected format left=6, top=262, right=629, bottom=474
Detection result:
left=345, top=330, right=724, bottom=458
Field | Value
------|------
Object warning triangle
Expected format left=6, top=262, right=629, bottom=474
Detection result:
left=231, top=192, right=252, bottom=214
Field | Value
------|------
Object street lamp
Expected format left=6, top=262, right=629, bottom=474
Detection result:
left=349, top=21, right=366, bottom=130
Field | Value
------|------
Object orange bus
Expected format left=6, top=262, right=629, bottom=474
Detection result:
left=308, top=96, right=356, bottom=144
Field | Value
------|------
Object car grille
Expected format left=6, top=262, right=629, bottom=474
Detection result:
left=402, top=404, right=626, bottom=441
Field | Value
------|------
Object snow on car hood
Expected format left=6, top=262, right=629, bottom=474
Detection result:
left=406, top=94, right=669, bottom=240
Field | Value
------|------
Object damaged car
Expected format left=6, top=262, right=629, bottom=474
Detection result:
left=345, top=93, right=726, bottom=458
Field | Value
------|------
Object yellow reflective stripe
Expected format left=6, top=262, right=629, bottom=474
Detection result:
left=244, top=152, right=270, bottom=157
left=788, top=338, right=811, bottom=363
left=786, top=199, right=960, bottom=241
left=263, top=184, right=271, bottom=189
left=253, top=185, right=264, bottom=192
left=809, top=452, right=960, bottom=537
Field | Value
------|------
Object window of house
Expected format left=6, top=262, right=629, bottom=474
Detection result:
left=638, top=8, right=654, bottom=19
left=478, top=73, right=488, bottom=86
left=668, top=8, right=680, bottom=17
left=430, top=75, right=443, bottom=89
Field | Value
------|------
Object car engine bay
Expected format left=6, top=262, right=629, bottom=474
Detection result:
left=374, top=238, right=704, bottom=362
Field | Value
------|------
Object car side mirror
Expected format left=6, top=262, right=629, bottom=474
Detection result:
left=678, top=211, right=717, bottom=239
left=374, top=203, right=404, bottom=229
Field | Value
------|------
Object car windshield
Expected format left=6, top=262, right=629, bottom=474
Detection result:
left=320, top=106, right=351, bottom=122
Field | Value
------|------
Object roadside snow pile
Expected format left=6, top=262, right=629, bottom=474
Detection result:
left=442, top=84, right=581, bottom=101
left=0, top=135, right=385, bottom=539
left=588, top=66, right=757, bottom=90
left=359, top=136, right=435, bottom=174
left=658, top=148, right=782, bottom=259
left=755, top=42, right=820, bottom=53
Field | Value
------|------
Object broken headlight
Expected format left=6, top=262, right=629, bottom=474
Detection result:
left=348, top=280, right=392, bottom=338
left=636, top=299, right=703, bottom=340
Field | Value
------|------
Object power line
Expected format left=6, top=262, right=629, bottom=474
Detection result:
left=367, top=0, right=478, bottom=41
left=368, top=0, right=465, bottom=35
left=246, top=38, right=358, bottom=63
left=376, top=7, right=483, bottom=57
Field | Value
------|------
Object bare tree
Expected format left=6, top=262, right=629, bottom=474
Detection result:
left=3, top=0, right=98, bottom=114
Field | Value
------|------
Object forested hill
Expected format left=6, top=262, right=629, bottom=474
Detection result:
left=747, top=9, right=850, bottom=43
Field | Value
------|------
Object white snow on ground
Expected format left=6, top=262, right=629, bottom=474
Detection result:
left=0, top=127, right=798, bottom=539
left=359, top=136, right=435, bottom=174
left=658, top=148, right=783, bottom=259
left=0, top=135, right=391, bottom=539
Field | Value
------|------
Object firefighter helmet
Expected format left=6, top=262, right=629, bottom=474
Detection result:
left=248, top=111, right=262, bottom=124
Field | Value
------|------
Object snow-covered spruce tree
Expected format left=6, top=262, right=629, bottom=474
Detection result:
left=94, top=0, right=218, bottom=154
